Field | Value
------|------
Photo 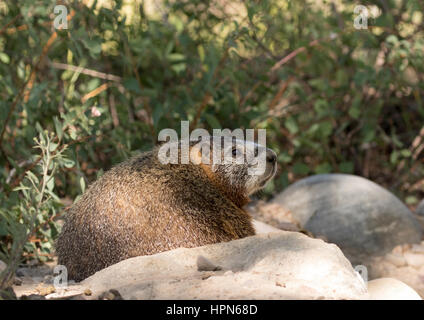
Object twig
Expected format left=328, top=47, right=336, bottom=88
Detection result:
left=0, top=14, right=22, bottom=36
left=269, top=76, right=295, bottom=110
left=108, top=92, right=120, bottom=127
left=81, top=83, right=110, bottom=103
left=50, top=62, right=122, bottom=82
left=269, top=38, right=322, bottom=74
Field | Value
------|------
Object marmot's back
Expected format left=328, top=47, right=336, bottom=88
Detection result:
left=55, top=149, right=258, bottom=281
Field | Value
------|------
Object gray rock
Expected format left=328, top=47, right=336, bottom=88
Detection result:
left=82, top=231, right=368, bottom=300
left=196, top=255, right=222, bottom=272
left=416, top=199, right=424, bottom=216
left=272, top=174, right=423, bottom=263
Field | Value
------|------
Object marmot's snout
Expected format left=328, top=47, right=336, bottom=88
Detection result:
left=263, top=148, right=277, bottom=182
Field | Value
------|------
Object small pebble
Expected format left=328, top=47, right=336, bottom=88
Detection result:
left=84, top=289, right=92, bottom=296
left=36, top=284, right=56, bottom=296
left=98, top=289, right=123, bottom=300
left=13, top=277, right=23, bottom=286
left=385, top=253, right=407, bottom=267
left=411, top=244, right=424, bottom=254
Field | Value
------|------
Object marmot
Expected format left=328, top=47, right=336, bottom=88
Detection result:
left=55, top=136, right=277, bottom=281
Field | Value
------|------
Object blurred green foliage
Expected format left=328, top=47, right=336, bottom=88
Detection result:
left=0, top=0, right=423, bottom=274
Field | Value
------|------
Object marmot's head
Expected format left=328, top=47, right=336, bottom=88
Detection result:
left=187, top=136, right=277, bottom=202
left=156, top=135, right=277, bottom=206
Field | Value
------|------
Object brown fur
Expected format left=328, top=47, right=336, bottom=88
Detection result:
left=55, top=140, right=274, bottom=281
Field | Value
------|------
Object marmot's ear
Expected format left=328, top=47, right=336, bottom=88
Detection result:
left=156, top=139, right=167, bottom=147
left=156, top=137, right=177, bottom=147
left=189, top=136, right=203, bottom=147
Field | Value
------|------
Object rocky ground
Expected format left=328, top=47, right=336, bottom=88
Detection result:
left=3, top=173, right=424, bottom=300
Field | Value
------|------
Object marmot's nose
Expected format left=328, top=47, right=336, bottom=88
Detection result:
left=266, top=150, right=277, bottom=163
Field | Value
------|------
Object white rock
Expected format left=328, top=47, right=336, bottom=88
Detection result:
left=384, top=253, right=407, bottom=267
left=367, top=278, right=422, bottom=300
left=252, top=219, right=281, bottom=234
left=411, top=243, right=424, bottom=254
left=82, top=231, right=368, bottom=300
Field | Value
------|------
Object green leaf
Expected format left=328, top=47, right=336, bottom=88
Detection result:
left=46, top=176, right=55, bottom=191
left=318, top=121, right=333, bottom=138
left=80, top=176, right=86, bottom=193
left=61, top=158, right=75, bottom=168
left=277, top=152, right=292, bottom=163
left=171, top=63, right=186, bottom=73
left=314, top=99, right=329, bottom=116
left=204, top=114, right=221, bottom=129
left=53, top=116, right=63, bottom=140
left=49, top=143, right=59, bottom=152
left=123, top=78, right=142, bottom=94
left=26, top=171, right=39, bottom=185
left=339, top=161, right=354, bottom=173
left=81, top=37, right=102, bottom=58
left=315, top=162, right=332, bottom=174
left=292, top=162, right=310, bottom=175
left=349, top=95, right=362, bottom=119
left=390, top=151, right=398, bottom=164
left=400, top=149, right=411, bottom=157
left=167, top=53, right=185, bottom=62
left=285, top=117, right=298, bottom=134
left=0, top=52, right=10, bottom=64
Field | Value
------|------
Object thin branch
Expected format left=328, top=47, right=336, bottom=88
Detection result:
left=50, top=62, right=122, bottom=82
left=81, top=83, right=110, bottom=103
left=268, top=76, right=295, bottom=110
left=0, top=14, right=22, bottom=36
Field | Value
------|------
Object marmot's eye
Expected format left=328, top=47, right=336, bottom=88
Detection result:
left=232, top=148, right=240, bottom=156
